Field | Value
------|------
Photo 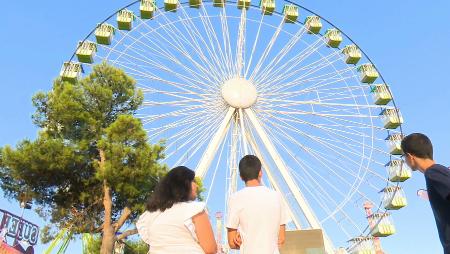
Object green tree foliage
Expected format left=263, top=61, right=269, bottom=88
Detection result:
left=0, top=63, right=167, bottom=254
left=84, top=234, right=149, bottom=254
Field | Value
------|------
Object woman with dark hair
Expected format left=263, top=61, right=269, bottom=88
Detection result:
left=136, top=166, right=217, bottom=254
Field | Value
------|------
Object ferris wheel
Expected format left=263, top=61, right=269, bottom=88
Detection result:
left=60, top=0, right=410, bottom=253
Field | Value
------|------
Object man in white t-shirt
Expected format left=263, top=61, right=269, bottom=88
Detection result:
left=226, top=155, right=290, bottom=254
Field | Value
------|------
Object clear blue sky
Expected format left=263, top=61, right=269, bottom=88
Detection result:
left=1, top=1, right=450, bottom=253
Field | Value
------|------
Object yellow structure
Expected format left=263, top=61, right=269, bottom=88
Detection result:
left=383, top=186, right=407, bottom=210
left=283, top=5, right=299, bottom=23
left=117, top=9, right=135, bottom=31
left=140, top=0, right=155, bottom=19
left=238, top=0, right=251, bottom=9
left=60, top=62, right=83, bottom=82
left=260, top=0, right=275, bottom=15
left=324, top=29, right=342, bottom=48
left=385, top=133, right=404, bottom=155
left=368, top=213, right=396, bottom=237
left=371, top=84, right=392, bottom=105
left=380, top=108, right=403, bottom=129
left=348, top=237, right=375, bottom=254
left=189, top=0, right=202, bottom=8
left=95, top=23, right=115, bottom=45
left=387, top=160, right=412, bottom=182
left=357, top=63, right=379, bottom=83
left=305, top=16, right=322, bottom=34
left=76, top=41, right=97, bottom=64
left=342, top=45, right=361, bottom=64
left=213, top=0, right=225, bottom=8
left=165, top=0, right=178, bottom=11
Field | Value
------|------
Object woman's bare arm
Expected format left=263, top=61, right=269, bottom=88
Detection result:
left=192, top=211, right=218, bottom=254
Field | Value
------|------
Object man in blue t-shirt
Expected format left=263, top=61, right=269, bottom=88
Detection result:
left=401, top=133, right=450, bottom=254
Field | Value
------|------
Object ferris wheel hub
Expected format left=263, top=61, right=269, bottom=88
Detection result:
left=221, top=77, right=257, bottom=108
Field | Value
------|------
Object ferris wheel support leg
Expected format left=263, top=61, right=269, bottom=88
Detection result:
left=230, top=116, right=239, bottom=195
left=196, top=107, right=235, bottom=179
left=244, top=108, right=335, bottom=253
left=238, top=108, right=249, bottom=155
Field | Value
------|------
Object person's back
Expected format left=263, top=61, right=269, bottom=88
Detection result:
left=137, top=166, right=217, bottom=254
left=228, top=185, right=285, bottom=254
left=401, top=133, right=450, bottom=254
left=226, top=155, right=289, bottom=254
left=137, top=201, right=206, bottom=253
left=424, top=164, right=450, bottom=253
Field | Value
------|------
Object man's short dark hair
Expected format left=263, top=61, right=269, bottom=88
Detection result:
left=239, top=155, right=261, bottom=182
left=401, top=133, right=433, bottom=160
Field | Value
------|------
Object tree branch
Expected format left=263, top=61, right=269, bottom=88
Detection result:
left=114, top=206, right=132, bottom=232
left=116, top=229, right=138, bottom=241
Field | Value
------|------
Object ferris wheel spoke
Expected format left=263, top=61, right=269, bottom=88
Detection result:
left=139, top=85, right=214, bottom=100
left=140, top=104, right=209, bottom=125
left=258, top=108, right=379, bottom=120
left=244, top=11, right=265, bottom=78
left=177, top=5, right=229, bottom=80
left=260, top=54, right=345, bottom=94
left=257, top=107, right=387, bottom=135
left=258, top=110, right=389, bottom=157
left=262, top=85, right=365, bottom=101
left=263, top=136, right=383, bottom=223
left=117, top=65, right=215, bottom=95
left=114, top=29, right=216, bottom=85
left=144, top=109, right=218, bottom=141
left=263, top=64, right=357, bottom=95
left=255, top=106, right=369, bottom=138
left=142, top=98, right=207, bottom=107
left=165, top=111, right=225, bottom=163
left=235, top=8, right=247, bottom=77
left=258, top=98, right=388, bottom=110
left=217, top=7, right=235, bottom=79
left=248, top=18, right=285, bottom=81
left=293, top=182, right=366, bottom=239
left=260, top=113, right=387, bottom=187
left=149, top=9, right=225, bottom=84
left=196, top=8, right=234, bottom=79
left=254, top=27, right=311, bottom=85
left=129, top=30, right=221, bottom=87
left=268, top=134, right=363, bottom=235
left=165, top=113, right=224, bottom=162
left=262, top=116, right=375, bottom=191
left=256, top=36, right=327, bottom=90
left=110, top=26, right=220, bottom=87
left=96, top=47, right=216, bottom=94
left=261, top=81, right=365, bottom=104
left=198, top=11, right=233, bottom=80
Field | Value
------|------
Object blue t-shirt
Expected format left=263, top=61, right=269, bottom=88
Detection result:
left=425, top=164, right=450, bottom=254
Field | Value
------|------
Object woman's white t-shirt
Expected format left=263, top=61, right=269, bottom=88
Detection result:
left=136, top=201, right=206, bottom=254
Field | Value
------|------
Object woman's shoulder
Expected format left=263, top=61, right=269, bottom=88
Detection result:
left=177, top=201, right=207, bottom=219
left=136, top=210, right=162, bottom=244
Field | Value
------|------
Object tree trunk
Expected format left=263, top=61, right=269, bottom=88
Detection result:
left=99, top=149, right=115, bottom=254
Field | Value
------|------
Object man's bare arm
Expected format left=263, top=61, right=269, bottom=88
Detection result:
left=227, top=228, right=241, bottom=249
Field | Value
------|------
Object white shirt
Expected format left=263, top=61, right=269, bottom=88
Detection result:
left=136, top=201, right=206, bottom=254
left=226, top=186, right=290, bottom=254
